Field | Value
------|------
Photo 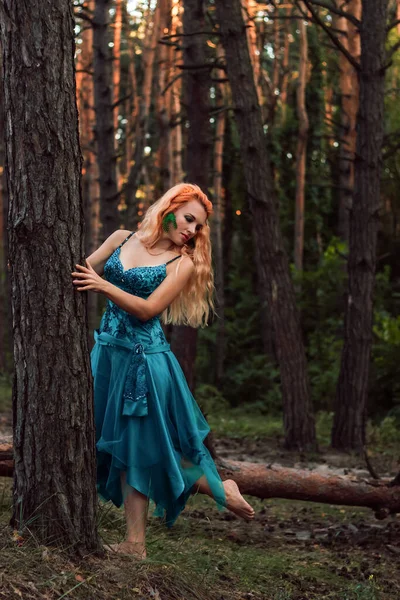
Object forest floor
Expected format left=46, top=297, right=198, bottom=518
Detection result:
left=0, top=402, right=399, bottom=600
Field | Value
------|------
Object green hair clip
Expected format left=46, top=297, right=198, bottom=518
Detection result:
left=162, top=212, right=177, bottom=233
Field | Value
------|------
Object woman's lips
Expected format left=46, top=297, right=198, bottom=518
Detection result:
left=181, top=233, right=189, bottom=242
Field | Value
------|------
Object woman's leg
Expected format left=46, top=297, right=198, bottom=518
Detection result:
left=108, top=472, right=148, bottom=558
left=194, top=476, right=255, bottom=520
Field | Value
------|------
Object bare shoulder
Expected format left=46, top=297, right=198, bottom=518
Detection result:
left=108, top=229, right=133, bottom=249
left=178, top=255, right=195, bottom=274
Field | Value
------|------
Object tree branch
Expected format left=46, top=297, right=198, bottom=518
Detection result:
left=307, top=0, right=361, bottom=27
left=387, top=39, right=400, bottom=63
left=386, top=18, right=400, bottom=33
left=111, top=93, right=132, bottom=110
left=299, top=0, right=360, bottom=71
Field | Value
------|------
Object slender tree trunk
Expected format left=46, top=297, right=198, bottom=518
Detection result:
left=113, top=0, right=123, bottom=135
left=171, top=0, right=212, bottom=391
left=155, top=0, right=172, bottom=194
left=0, top=0, right=100, bottom=552
left=124, top=2, right=161, bottom=214
left=76, top=0, right=100, bottom=333
left=294, top=4, right=309, bottom=272
left=93, top=0, right=119, bottom=241
left=332, top=0, right=388, bottom=451
left=216, top=0, right=316, bottom=451
left=337, top=0, right=362, bottom=242
left=213, top=46, right=226, bottom=384
left=0, top=56, right=9, bottom=376
left=280, top=6, right=291, bottom=124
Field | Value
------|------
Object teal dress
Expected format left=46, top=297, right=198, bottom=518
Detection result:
left=91, top=232, right=225, bottom=525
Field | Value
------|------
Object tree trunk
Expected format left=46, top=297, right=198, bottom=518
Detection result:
left=213, top=46, right=226, bottom=384
left=216, top=0, right=316, bottom=451
left=0, top=56, right=10, bottom=376
left=112, top=0, right=123, bottom=135
left=332, top=0, right=388, bottom=451
left=0, top=0, right=100, bottom=553
left=171, top=0, right=212, bottom=391
left=280, top=6, right=292, bottom=124
left=93, top=0, right=119, bottom=241
left=124, top=2, right=161, bottom=215
left=294, top=4, right=309, bottom=272
left=337, top=0, right=362, bottom=243
left=155, top=0, right=173, bottom=194
left=76, top=0, right=100, bottom=333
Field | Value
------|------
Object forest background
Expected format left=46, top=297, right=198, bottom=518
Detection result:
left=0, top=1, right=400, bottom=598
left=0, top=0, right=400, bottom=451
left=5, top=0, right=398, bottom=445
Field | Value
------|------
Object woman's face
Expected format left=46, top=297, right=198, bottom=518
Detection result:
left=166, top=199, right=208, bottom=246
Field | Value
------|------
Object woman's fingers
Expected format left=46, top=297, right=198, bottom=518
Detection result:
left=75, top=263, right=90, bottom=272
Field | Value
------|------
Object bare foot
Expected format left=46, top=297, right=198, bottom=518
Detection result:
left=223, top=479, right=255, bottom=521
left=106, top=541, right=146, bottom=560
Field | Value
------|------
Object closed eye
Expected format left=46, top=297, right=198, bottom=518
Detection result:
left=185, top=215, right=204, bottom=232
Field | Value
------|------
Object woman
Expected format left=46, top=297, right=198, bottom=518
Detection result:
left=72, top=183, right=254, bottom=559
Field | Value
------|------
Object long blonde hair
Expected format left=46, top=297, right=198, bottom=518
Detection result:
left=136, top=183, right=214, bottom=327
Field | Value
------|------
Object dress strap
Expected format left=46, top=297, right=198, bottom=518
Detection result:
left=165, top=255, right=182, bottom=266
left=118, top=231, right=135, bottom=248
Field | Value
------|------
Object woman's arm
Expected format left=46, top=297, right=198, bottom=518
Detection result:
left=72, top=256, right=194, bottom=321
left=86, top=230, right=130, bottom=275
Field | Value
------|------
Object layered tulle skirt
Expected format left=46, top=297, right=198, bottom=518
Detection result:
left=91, top=335, right=225, bottom=526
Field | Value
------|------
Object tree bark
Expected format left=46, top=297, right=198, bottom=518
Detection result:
left=337, top=0, right=362, bottom=243
left=294, top=4, right=309, bottom=272
left=216, top=0, right=316, bottom=451
left=76, top=0, right=100, bottom=333
left=93, top=0, right=120, bottom=241
left=0, top=0, right=100, bottom=553
left=219, top=461, right=400, bottom=517
left=0, top=54, right=11, bottom=376
left=332, top=0, right=388, bottom=451
left=171, top=0, right=212, bottom=391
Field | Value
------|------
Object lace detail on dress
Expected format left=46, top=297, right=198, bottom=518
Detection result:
left=99, top=246, right=169, bottom=348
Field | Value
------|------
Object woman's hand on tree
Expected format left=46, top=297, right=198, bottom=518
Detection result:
left=71, top=261, right=110, bottom=294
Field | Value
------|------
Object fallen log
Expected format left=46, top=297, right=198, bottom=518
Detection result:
left=219, top=461, right=400, bottom=518
left=1, top=438, right=399, bottom=517
left=0, top=437, right=13, bottom=477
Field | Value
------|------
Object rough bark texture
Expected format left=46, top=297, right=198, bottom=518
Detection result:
left=171, top=0, right=212, bottom=391
left=332, top=0, right=388, bottom=451
left=93, top=0, right=119, bottom=241
left=216, top=0, right=316, bottom=451
left=0, top=0, right=100, bottom=552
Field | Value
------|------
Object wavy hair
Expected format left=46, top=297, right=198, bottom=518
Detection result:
left=136, top=183, right=214, bottom=327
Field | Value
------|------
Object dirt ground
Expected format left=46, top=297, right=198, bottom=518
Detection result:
left=1, top=414, right=399, bottom=599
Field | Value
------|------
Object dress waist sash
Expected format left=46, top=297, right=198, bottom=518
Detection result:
left=94, top=330, right=170, bottom=417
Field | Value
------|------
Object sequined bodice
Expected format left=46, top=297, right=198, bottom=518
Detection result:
left=98, top=246, right=168, bottom=347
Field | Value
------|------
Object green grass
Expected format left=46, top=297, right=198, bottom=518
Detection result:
left=0, top=476, right=397, bottom=599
